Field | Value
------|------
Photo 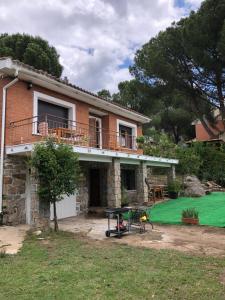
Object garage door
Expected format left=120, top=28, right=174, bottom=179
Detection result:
left=50, top=194, right=77, bottom=220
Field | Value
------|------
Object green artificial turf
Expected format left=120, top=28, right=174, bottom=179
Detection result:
left=150, top=192, right=225, bottom=227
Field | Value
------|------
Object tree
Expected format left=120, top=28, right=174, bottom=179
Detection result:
left=0, top=33, right=63, bottom=77
left=176, top=146, right=201, bottom=179
left=31, top=139, right=80, bottom=231
left=97, top=89, right=112, bottom=101
left=113, top=80, right=145, bottom=111
left=131, top=0, right=225, bottom=138
left=114, top=79, right=195, bottom=142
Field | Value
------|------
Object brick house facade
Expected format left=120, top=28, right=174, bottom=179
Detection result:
left=0, top=57, right=178, bottom=227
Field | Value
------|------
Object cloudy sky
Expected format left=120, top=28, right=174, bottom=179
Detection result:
left=0, top=0, right=203, bottom=93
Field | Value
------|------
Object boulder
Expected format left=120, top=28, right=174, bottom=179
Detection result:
left=183, top=175, right=206, bottom=197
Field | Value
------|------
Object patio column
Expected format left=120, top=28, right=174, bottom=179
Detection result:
left=107, top=158, right=121, bottom=207
left=167, top=165, right=176, bottom=183
left=136, top=162, right=148, bottom=203
left=29, top=167, right=50, bottom=229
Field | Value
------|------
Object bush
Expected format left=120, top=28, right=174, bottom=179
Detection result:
left=167, top=180, right=182, bottom=193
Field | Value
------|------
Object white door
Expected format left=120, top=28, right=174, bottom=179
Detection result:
left=50, top=194, right=77, bottom=220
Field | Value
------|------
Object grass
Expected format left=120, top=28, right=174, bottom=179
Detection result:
left=0, top=231, right=225, bottom=299
left=151, top=192, right=225, bottom=227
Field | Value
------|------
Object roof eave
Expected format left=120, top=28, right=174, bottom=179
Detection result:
left=0, top=58, right=151, bottom=124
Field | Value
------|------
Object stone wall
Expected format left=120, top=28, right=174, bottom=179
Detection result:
left=136, top=162, right=148, bottom=203
left=107, top=158, right=121, bottom=207
left=3, top=155, right=27, bottom=225
left=76, top=162, right=89, bottom=213
left=29, top=168, right=50, bottom=229
left=2, top=155, right=49, bottom=228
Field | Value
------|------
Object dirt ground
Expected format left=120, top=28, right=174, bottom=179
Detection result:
left=0, top=225, right=29, bottom=254
left=1, top=217, right=225, bottom=256
left=58, top=216, right=225, bottom=257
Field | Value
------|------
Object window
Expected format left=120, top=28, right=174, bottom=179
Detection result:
left=33, top=91, right=76, bottom=135
left=89, top=116, right=102, bottom=148
left=121, top=169, right=136, bottom=190
left=38, top=100, right=69, bottom=128
left=117, top=119, right=137, bottom=150
left=119, top=125, right=133, bottom=148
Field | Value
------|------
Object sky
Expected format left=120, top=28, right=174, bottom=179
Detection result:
left=0, top=0, right=203, bottom=93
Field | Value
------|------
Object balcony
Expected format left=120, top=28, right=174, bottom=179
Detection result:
left=8, top=114, right=139, bottom=154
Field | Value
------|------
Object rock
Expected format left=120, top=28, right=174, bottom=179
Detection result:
left=34, top=230, right=42, bottom=236
left=184, top=175, right=206, bottom=197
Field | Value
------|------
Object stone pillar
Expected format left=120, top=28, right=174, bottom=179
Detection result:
left=76, top=163, right=89, bottom=214
left=107, top=158, right=121, bottom=207
left=136, top=162, right=148, bottom=203
left=29, top=168, right=50, bottom=230
left=167, top=165, right=176, bottom=184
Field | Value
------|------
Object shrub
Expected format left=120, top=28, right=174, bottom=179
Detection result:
left=167, top=180, right=182, bottom=193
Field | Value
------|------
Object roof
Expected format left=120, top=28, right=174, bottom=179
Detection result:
left=0, top=57, right=150, bottom=124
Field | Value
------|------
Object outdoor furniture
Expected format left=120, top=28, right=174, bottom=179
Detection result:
left=51, top=127, right=86, bottom=145
left=129, top=207, right=153, bottom=232
left=105, top=207, right=131, bottom=238
left=105, top=207, right=153, bottom=238
left=150, top=185, right=165, bottom=203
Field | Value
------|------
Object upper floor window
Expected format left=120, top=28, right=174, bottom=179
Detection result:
left=119, top=125, right=133, bottom=149
left=117, top=119, right=137, bottom=150
left=38, top=100, right=69, bottom=128
left=33, top=91, right=76, bottom=135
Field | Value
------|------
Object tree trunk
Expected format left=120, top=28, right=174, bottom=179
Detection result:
left=53, top=200, right=59, bottom=232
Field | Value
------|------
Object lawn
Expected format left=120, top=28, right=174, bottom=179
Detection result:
left=1, top=232, right=225, bottom=299
left=151, top=192, right=225, bottom=227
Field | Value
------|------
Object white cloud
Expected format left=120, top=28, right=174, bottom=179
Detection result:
left=185, top=0, right=203, bottom=8
left=0, top=0, right=202, bottom=93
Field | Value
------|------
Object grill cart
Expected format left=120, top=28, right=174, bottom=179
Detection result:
left=105, top=207, right=131, bottom=238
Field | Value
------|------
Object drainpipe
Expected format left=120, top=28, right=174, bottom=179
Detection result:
left=0, top=76, right=19, bottom=213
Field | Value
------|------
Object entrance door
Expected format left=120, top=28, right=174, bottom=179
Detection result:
left=89, top=169, right=101, bottom=207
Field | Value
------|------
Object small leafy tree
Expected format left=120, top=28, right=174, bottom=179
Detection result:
left=31, top=139, right=80, bottom=231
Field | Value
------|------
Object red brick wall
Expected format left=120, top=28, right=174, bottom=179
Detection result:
left=195, top=121, right=224, bottom=141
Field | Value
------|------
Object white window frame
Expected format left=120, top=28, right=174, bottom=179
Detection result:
left=89, top=115, right=102, bottom=149
left=117, top=119, right=137, bottom=150
left=33, top=91, right=76, bottom=134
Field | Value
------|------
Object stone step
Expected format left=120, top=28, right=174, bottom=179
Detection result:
left=88, top=207, right=106, bottom=218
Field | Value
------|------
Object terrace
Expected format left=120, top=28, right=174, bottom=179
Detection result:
left=7, top=114, right=139, bottom=154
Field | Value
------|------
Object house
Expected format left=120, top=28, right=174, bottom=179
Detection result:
left=0, top=57, right=178, bottom=226
left=192, top=109, right=225, bottom=143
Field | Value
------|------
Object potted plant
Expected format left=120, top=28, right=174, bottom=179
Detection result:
left=182, top=208, right=199, bottom=225
left=168, top=180, right=181, bottom=199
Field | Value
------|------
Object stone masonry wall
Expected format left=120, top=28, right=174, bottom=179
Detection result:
left=76, top=162, right=89, bottom=213
left=3, top=155, right=49, bottom=228
left=136, top=162, right=148, bottom=203
left=3, top=155, right=27, bottom=225
left=107, top=158, right=121, bottom=207
left=29, top=167, right=50, bottom=229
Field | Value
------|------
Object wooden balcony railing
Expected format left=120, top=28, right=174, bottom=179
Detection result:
left=8, top=114, right=138, bottom=153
